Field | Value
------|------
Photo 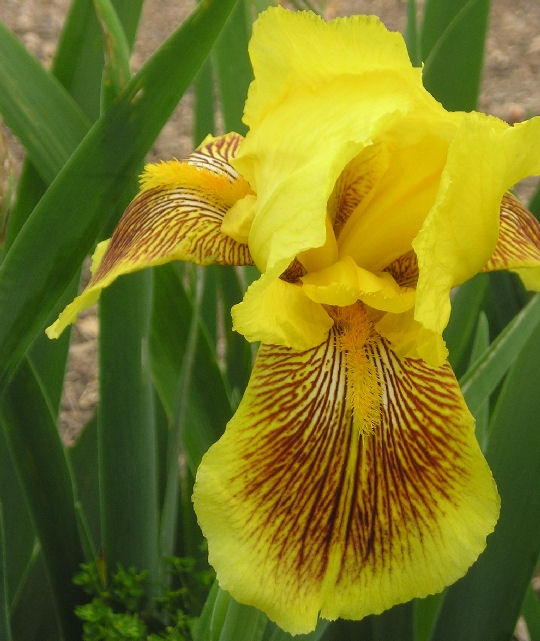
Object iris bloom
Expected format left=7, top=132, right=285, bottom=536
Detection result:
left=48, top=7, right=540, bottom=635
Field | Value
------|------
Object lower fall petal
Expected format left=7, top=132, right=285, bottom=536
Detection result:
left=47, top=133, right=253, bottom=339
left=481, top=192, right=540, bottom=289
left=193, top=314, right=499, bottom=634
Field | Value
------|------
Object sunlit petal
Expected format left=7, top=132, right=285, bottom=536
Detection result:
left=481, top=192, right=540, bottom=289
left=47, top=133, right=252, bottom=338
left=194, top=313, right=499, bottom=634
left=414, top=115, right=540, bottom=358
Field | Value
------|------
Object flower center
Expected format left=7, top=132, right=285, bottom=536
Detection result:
left=331, top=304, right=382, bottom=436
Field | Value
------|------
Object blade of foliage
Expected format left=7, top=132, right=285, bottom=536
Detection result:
left=68, top=415, right=101, bottom=556
left=150, top=264, right=230, bottom=473
left=413, top=594, right=444, bottom=641
left=431, top=322, right=540, bottom=641
left=160, top=266, right=204, bottom=560
left=0, top=0, right=239, bottom=393
left=54, top=0, right=142, bottom=120
left=99, top=270, right=159, bottom=585
left=0, top=418, right=35, bottom=606
left=405, top=0, right=420, bottom=65
left=264, top=620, right=329, bottom=641
left=194, top=57, right=216, bottom=147
left=217, top=596, right=267, bottom=641
left=521, top=581, right=540, bottom=640
left=484, top=271, right=529, bottom=337
left=0, top=359, right=85, bottom=639
left=422, top=0, right=491, bottom=111
left=420, top=0, right=469, bottom=57
left=93, top=0, right=131, bottom=105
left=0, top=22, right=89, bottom=185
left=321, top=619, right=372, bottom=640
left=444, top=274, right=489, bottom=376
left=213, top=0, right=252, bottom=134
left=468, top=311, right=490, bottom=449
left=528, top=180, right=540, bottom=220
left=219, top=267, right=254, bottom=402
left=460, top=293, right=540, bottom=416
left=9, top=553, right=59, bottom=641
left=370, top=603, right=413, bottom=641
left=0, top=503, right=12, bottom=641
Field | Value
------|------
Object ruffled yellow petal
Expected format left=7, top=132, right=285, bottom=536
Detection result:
left=233, top=7, right=444, bottom=276
left=231, top=271, right=333, bottom=351
left=481, top=192, right=540, bottom=289
left=301, top=255, right=415, bottom=313
left=244, top=7, right=419, bottom=129
left=46, top=133, right=253, bottom=339
left=337, top=127, right=450, bottom=272
left=194, top=312, right=499, bottom=634
left=413, top=115, right=540, bottom=359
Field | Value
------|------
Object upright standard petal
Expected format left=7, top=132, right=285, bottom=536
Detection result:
left=47, top=133, right=253, bottom=338
left=193, top=306, right=499, bottom=634
left=413, top=115, right=540, bottom=361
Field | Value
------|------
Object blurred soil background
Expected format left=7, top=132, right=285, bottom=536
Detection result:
left=0, top=2, right=539, bottom=638
left=1, top=0, right=539, bottom=457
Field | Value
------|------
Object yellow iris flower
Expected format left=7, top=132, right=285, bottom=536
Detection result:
left=47, top=7, right=540, bottom=635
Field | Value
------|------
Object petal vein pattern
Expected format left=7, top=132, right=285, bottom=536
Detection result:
left=194, top=322, right=499, bottom=634
left=46, top=133, right=253, bottom=338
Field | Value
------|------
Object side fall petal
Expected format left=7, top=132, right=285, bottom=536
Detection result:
left=193, top=308, right=499, bottom=634
left=46, top=133, right=253, bottom=338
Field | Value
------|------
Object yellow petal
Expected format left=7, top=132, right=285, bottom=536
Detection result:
left=301, top=255, right=416, bottom=313
left=233, top=9, right=444, bottom=274
left=244, top=6, right=419, bottom=130
left=193, top=316, right=499, bottom=634
left=413, top=115, right=540, bottom=350
left=46, top=133, right=253, bottom=339
left=481, top=192, right=540, bottom=289
left=231, top=271, right=333, bottom=350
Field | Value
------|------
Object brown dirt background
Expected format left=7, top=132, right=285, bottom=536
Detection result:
left=0, top=2, right=539, bottom=638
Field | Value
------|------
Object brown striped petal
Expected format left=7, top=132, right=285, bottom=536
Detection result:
left=193, top=305, right=499, bottom=634
left=47, top=133, right=253, bottom=338
left=482, top=192, right=540, bottom=289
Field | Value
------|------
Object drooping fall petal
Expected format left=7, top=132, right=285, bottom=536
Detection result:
left=481, top=192, right=540, bottom=289
left=193, top=307, right=499, bottom=634
left=47, top=133, right=253, bottom=338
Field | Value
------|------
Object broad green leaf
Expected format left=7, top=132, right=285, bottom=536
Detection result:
left=405, top=0, right=420, bottom=65
left=194, top=58, right=216, bottom=147
left=444, top=274, right=489, bottom=376
left=9, top=553, right=59, bottom=641
left=0, top=424, right=35, bottom=606
left=413, top=594, right=444, bottom=641
left=0, top=503, right=12, bottom=641
left=150, top=264, right=231, bottom=473
left=0, top=0, right=239, bottom=393
left=422, top=0, right=491, bottom=111
left=99, top=270, right=159, bottom=585
left=528, top=180, right=540, bottom=220
left=521, top=581, right=540, bottom=640
left=217, top=597, right=267, bottom=641
left=213, top=0, right=252, bottom=134
left=320, top=619, right=372, bottom=640
left=468, top=311, right=490, bottom=448
left=430, top=321, right=540, bottom=641
left=0, top=359, right=85, bottom=639
left=370, top=603, right=413, bottom=641
left=0, top=22, right=90, bottom=185
left=194, top=580, right=220, bottom=641
left=460, top=293, right=540, bottom=416
left=264, top=619, right=329, bottom=641
left=160, top=266, right=204, bottom=560
left=420, top=0, right=470, bottom=57
left=93, top=0, right=132, bottom=105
